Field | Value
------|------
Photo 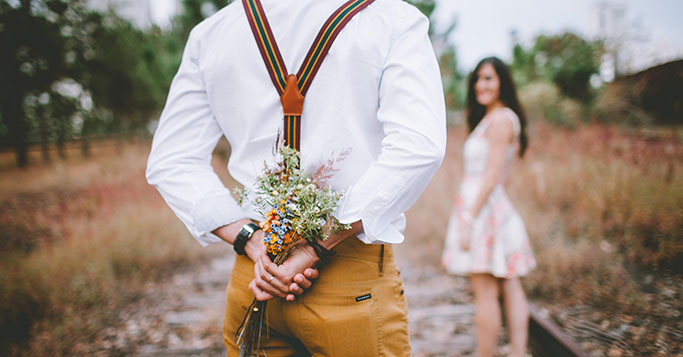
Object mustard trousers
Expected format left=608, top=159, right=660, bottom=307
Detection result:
left=223, top=238, right=411, bottom=356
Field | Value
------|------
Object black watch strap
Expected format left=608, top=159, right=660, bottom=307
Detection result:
left=234, top=222, right=260, bottom=256
left=307, top=239, right=336, bottom=261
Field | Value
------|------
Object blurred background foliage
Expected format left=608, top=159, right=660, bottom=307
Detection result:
left=0, top=0, right=229, bottom=167
left=1, top=0, right=680, bottom=168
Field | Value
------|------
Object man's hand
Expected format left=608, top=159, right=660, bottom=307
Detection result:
left=249, top=240, right=320, bottom=301
left=211, top=220, right=312, bottom=301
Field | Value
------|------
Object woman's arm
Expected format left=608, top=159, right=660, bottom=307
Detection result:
left=468, top=113, right=514, bottom=219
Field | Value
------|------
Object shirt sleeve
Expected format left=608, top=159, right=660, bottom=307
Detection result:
left=146, top=28, right=247, bottom=247
left=337, top=5, right=447, bottom=244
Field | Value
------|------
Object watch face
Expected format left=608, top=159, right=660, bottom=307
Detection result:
left=241, top=223, right=259, bottom=238
left=243, top=224, right=255, bottom=234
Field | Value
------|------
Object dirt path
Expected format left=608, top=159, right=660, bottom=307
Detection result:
left=92, top=245, right=488, bottom=356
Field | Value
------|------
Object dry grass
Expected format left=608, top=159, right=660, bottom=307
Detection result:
left=407, top=121, right=681, bottom=314
left=0, top=140, right=235, bottom=355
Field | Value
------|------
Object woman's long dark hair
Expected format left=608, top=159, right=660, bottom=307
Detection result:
left=466, top=57, right=528, bottom=157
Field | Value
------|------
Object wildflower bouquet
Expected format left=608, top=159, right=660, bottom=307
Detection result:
left=234, top=145, right=349, bottom=356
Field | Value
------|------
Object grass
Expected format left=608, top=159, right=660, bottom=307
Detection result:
left=509, top=123, right=682, bottom=273
left=0, top=140, right=234, bottom=355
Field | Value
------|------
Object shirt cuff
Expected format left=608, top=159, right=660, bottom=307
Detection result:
left=338, top=212, right=406, bottom=245
left=190, top=191, right=247, bottom=245
left=193, top=231, right=225, bottom=247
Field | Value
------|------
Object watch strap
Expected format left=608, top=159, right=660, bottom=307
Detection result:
left=307, top=239, right=336, bottom=262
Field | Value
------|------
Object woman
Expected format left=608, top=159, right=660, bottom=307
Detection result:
left=442, top=57, right=536, bottom=357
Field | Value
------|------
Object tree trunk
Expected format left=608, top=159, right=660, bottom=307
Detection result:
left=56, top=116, right=67, bottom=160
left=37, top=108, right=51, bottom=163
left=4, top=87, right=29, bottom=168
left=80, top=114, right=91, bottom=158
left=9, top=111, right=29, bottom=168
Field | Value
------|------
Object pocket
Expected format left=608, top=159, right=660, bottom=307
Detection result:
left=299, top=286, right=379, bottom=357
left=377, top=272, right=411, bottom=357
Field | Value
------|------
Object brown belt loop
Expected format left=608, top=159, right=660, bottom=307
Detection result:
left=379, top=244, right=385, bottom=276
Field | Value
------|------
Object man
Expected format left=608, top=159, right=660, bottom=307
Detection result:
left=146, top=0, right=446, bottom=354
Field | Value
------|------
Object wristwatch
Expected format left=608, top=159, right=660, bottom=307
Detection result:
left=234, top=222, right=260, bottom=256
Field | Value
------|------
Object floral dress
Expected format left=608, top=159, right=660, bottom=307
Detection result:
left=442, top=108, right=536, bottom=278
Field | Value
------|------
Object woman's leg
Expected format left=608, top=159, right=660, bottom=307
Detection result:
left=501, top=277, right=529, bottom=357
left=470, top=273, right=501, bottom=357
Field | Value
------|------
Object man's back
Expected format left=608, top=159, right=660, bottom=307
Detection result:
left=147, top=1, right=446, bottom=355
left=150, top=0, right=446, bottom=247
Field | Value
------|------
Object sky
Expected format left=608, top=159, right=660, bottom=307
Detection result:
left=147, top=0, right=683, bottom=74
left=432, top=0, right=683, bottom=73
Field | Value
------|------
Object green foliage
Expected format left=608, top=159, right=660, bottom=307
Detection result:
left=519, top=81, right=586, bottom=128
left=0, top=1, right=67, bottom=166
left=404, top=0, right=436, bottom=20
left=534, top=33, right=604, bottom=101
left=511, top=43, right=539, bottom=86
left=0, top=0, right=233, bottom=167
left=512, top=32, right=603, bottom=101
left=175, top=0, right=231, bottom=42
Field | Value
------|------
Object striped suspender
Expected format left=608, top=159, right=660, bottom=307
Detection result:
left=243, top=0, right=375, bottom=151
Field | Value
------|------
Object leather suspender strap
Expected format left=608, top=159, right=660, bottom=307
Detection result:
left=243, top=0, right=374, bottom=150
left=295, top=0, right=375, bottom=96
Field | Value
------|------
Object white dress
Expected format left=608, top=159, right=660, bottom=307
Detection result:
left=442, top=108, right=536, bottom=278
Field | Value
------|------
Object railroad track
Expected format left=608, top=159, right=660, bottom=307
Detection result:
left=528, top=304, right=588, bottom=357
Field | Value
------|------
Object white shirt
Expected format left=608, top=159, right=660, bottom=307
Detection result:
left=146, top=0, right=447, bottom=247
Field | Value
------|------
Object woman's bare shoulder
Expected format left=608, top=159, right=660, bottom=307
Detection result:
left=483, top=109, right=515, bottom=143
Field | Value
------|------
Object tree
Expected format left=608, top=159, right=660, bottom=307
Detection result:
left=0, top=0, right=68, bottom=167
left=1, top=0, right=185, bottom=166
left=535, top=33, right=603, bottom=101
left=512, top=32, right=603, bottom=101
left=175, top=0, right=231, bottom=42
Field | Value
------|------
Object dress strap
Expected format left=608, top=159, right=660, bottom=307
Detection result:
left=478, top=108, right=521, bottom=137
left=501, top=108, right=521, bottom=138
left=243, top=0, right=375, bottom=150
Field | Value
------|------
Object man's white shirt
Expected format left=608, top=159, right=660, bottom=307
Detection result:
left=146, top=0, right=447, bottom=247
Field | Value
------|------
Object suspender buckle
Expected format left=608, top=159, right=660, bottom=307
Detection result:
left=280, top=74, right=304, bottom=116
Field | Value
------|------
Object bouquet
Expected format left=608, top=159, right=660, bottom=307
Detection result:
left=234, top=145, right=349, bottom=356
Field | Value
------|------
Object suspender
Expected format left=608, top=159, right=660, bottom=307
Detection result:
left=243, top=0, right=374, bottom=151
